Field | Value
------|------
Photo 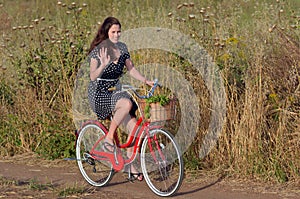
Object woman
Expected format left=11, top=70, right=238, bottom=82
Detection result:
left=87, top=17, right=151, bottom=181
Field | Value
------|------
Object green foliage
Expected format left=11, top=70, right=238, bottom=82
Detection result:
left=144, top=95, right=170, bottom=119
left=0, top=114, right=22, bottom=156
left=145, top=95, right=170, bottom=106
left=0, top=79, right=15, bottom=106
left=36, top=130, right=75, bottom=160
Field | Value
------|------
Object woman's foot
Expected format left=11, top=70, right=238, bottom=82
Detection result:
left=102, top=139, right=115, bottom=153
left=130, top=172, right=143, bottom=181
left=127, top=164, right=143, bottom=181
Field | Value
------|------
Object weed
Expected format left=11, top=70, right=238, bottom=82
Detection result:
left=28, top=179, right=54, bottom=191
left=58, top=184, right=85, bottom=197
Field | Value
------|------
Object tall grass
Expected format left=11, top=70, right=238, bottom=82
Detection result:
left=0, top=0, right=299, bottom=184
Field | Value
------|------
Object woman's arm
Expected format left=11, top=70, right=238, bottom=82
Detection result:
left=90, top=47, right=110, bottom=81
left=125, top=58, right=152, bottom=85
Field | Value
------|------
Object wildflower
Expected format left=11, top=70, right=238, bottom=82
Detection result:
left=34, top=56, right=41, bottom=61
left=269, top=24, right=276, bottom=32
left=189, top=14, right=196, bottom=19
left=290, top=25, right=297, bottom=29
left=177, top=4, right=183, bottom=9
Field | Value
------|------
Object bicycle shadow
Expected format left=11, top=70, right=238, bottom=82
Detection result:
left=95, top=172, right=136, bottom=188
left=173, top=174, right=226, bottom=197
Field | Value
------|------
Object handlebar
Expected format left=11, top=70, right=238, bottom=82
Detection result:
left=108, top=79, right=159, bottom=99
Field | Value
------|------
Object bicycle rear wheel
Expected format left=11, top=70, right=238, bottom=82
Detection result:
left=76, top=122, right=113, bottom=187
left=140, top=129, right=184, bottom=197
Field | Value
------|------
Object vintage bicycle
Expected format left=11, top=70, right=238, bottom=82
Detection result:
left=75, top=79, right=183, bottom=197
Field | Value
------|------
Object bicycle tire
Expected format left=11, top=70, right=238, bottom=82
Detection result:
left=76, top=122, right=114, bottom=187
left=140, top=128, right=184, bottom=197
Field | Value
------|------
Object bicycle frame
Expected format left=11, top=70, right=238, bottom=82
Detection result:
left=77, top=116, right=164, bottom=172
left=76, top=80, right=167, bottom=171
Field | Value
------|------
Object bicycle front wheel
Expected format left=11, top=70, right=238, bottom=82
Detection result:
left=140, top=129, right=184, bottom=197
left=76, top=122, right=113, bottom=187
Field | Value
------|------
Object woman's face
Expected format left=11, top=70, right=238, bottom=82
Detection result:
left=108, top=24, right=121, bottom=43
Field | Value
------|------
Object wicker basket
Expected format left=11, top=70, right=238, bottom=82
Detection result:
left=138, top=98, right=177, bottom=122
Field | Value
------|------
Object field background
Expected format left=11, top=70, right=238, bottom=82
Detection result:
left=0, top=0, right=299, bottom=186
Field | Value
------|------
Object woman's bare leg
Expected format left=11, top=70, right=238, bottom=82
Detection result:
left=105, top=98, right=142, bottom=179
left=124, top=117, right=143, bottom=179
left=105, top=98, right=132, bottom=144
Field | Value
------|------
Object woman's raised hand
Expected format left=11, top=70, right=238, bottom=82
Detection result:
left=99, top=47, right=110, bottom=67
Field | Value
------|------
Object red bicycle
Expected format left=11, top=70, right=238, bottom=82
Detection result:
left=75, top=80, right=184, bottom=197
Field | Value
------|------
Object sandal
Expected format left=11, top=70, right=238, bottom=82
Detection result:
left=102, top=140, right=116, bottom=153
left=129, top=172, right=143, bottom=181
left=124, top=164, right=143, bottom=182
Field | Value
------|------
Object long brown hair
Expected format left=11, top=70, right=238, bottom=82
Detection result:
left=88, top=17, right=121, bottom=54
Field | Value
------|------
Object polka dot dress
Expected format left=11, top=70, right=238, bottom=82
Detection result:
left=87, top=42, right=137, bottom=120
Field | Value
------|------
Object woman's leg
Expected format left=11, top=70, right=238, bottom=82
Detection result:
left=124, top=117, right=143, bottom=180
left=105, top=98, right=142, bottom=180
left=105, top=98, right=132, bottom=143
left=125, top=117, right=138, bottom=157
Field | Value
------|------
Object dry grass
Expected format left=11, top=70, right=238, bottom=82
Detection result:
left=0, top=0, right=299, bottom=184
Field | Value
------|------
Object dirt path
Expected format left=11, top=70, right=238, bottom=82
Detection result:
left=0, top=153, right=298, bottom=199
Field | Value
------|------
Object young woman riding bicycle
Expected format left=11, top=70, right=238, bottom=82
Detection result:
left=87, top=16, right=153, bottom=181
